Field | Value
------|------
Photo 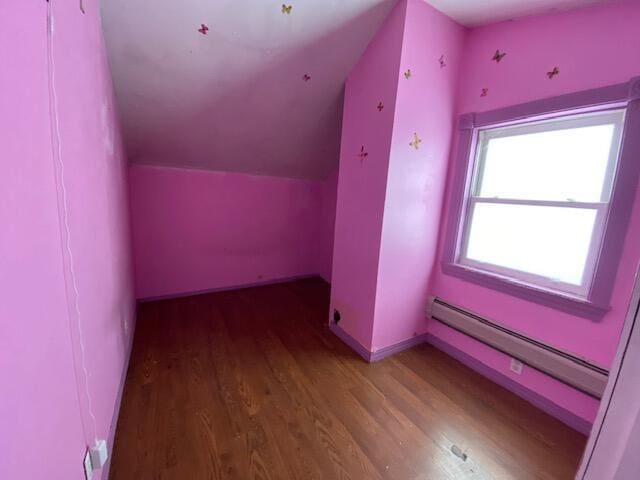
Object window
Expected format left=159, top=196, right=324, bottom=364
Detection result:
left=443, top=78, right=640, bottom=318
left=460, top=110, right=624, bottom=297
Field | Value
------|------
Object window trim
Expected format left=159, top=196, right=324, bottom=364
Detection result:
left=459, top=109, right=625, bottom=299
left=442, top=77, right=640, bottom=319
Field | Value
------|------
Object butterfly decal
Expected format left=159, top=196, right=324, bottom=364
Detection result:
left=282, top=4, right=292, bottom=14
left=546, top=67, right=559, bottom=79
left=302, top=74, right=311, bottom=82
left=377, top=102, right=384, bottom=112
left=492, top=49, right=506, bottom=63
left=480, top=88, right=488, bottom=97
left=439, top=55, right=446, bottom=69
left=409, top=133, right=422, bottom=150
left=357, top=146, right=369, bottom=162
left=198, top=24, right=209, bottom=35
left=404, top=69, right=412, bottom=80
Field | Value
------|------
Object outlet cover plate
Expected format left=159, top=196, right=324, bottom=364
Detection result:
left=509, top=358, right=524, bottom=375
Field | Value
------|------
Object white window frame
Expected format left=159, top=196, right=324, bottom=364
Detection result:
left=455, top=109, right=626, bottom=300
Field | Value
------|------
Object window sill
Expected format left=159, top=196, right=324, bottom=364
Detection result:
left=441, top=262, right=609, bottom=320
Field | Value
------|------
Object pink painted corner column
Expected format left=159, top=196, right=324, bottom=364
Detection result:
left=329, top=0, right=408, bottom=350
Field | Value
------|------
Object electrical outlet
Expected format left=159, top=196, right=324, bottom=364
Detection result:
left=83, top=448, right=93, bottom=480
left=509, top=358, right=524, bottom=375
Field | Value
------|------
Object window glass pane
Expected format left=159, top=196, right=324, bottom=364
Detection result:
left=464, top=203, right=597, bottom=286
left=477, top=122, right=617, bottom=202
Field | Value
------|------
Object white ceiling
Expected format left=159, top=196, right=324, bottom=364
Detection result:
left=426, top=0, right=615, bottom=26
left=101, top=0, right=615, bottom=180
left=101, top=0, right=398, bottom=179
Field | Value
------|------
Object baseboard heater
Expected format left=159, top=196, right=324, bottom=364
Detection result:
left=427, top=297, right=609, bottom=398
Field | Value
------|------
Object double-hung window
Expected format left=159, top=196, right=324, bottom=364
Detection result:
left=443, top=79, right=640, bottom=318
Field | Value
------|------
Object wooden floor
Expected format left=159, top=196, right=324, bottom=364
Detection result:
left=110, top=278, right=587, bottom=480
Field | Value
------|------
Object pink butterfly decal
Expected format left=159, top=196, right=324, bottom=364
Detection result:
left=357, top=146, right=369, bottom=162
left=546, top=67, right=559, bottom=79
left=302, top=74, right=311, bottom=82
left=439, top=55, right=446, bottom=69
left=377, top=102, right=384, bottom=112
left=492, top=49, right=506, bottom=63
left=198, top=24, right=209, bottom=35
left=480, top=88, right=488, bottom=97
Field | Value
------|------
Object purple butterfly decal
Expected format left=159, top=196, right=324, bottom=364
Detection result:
left=492, top=49, right=506, bottom=63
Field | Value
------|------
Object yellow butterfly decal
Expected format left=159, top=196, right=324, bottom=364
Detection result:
left=282, top=4, right=292, bottom=14
left=409, top=133, right=422, bottom=150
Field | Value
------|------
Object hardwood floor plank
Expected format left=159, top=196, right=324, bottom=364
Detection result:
left=109, top=278, right=586, bottom=479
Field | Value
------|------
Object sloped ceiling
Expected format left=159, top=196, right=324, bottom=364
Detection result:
left=101, top=0, right=398, bottom=179
left=428, top=0, right=615, bottom=26
left=101, top=0, right=612, bottom=180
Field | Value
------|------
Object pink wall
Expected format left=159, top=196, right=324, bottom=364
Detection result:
left=129, top=164, right=327, bottom=299
left=1, top=3, right=135, bottom=479
left=430, top=0, right=640, bottom=426
left=330, top=0, right=408, bottom=349
left=372, top=0, right=466, bottom=351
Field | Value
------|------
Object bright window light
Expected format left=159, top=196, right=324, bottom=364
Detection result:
left=457, top=109, right=625, bottom=297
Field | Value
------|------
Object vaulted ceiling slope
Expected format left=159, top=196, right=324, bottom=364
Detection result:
left=428, top=0, right=615, bottom=26
left=101, top=0, right=613, bottom=180
left=101, top=0, right=398, bottom=179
